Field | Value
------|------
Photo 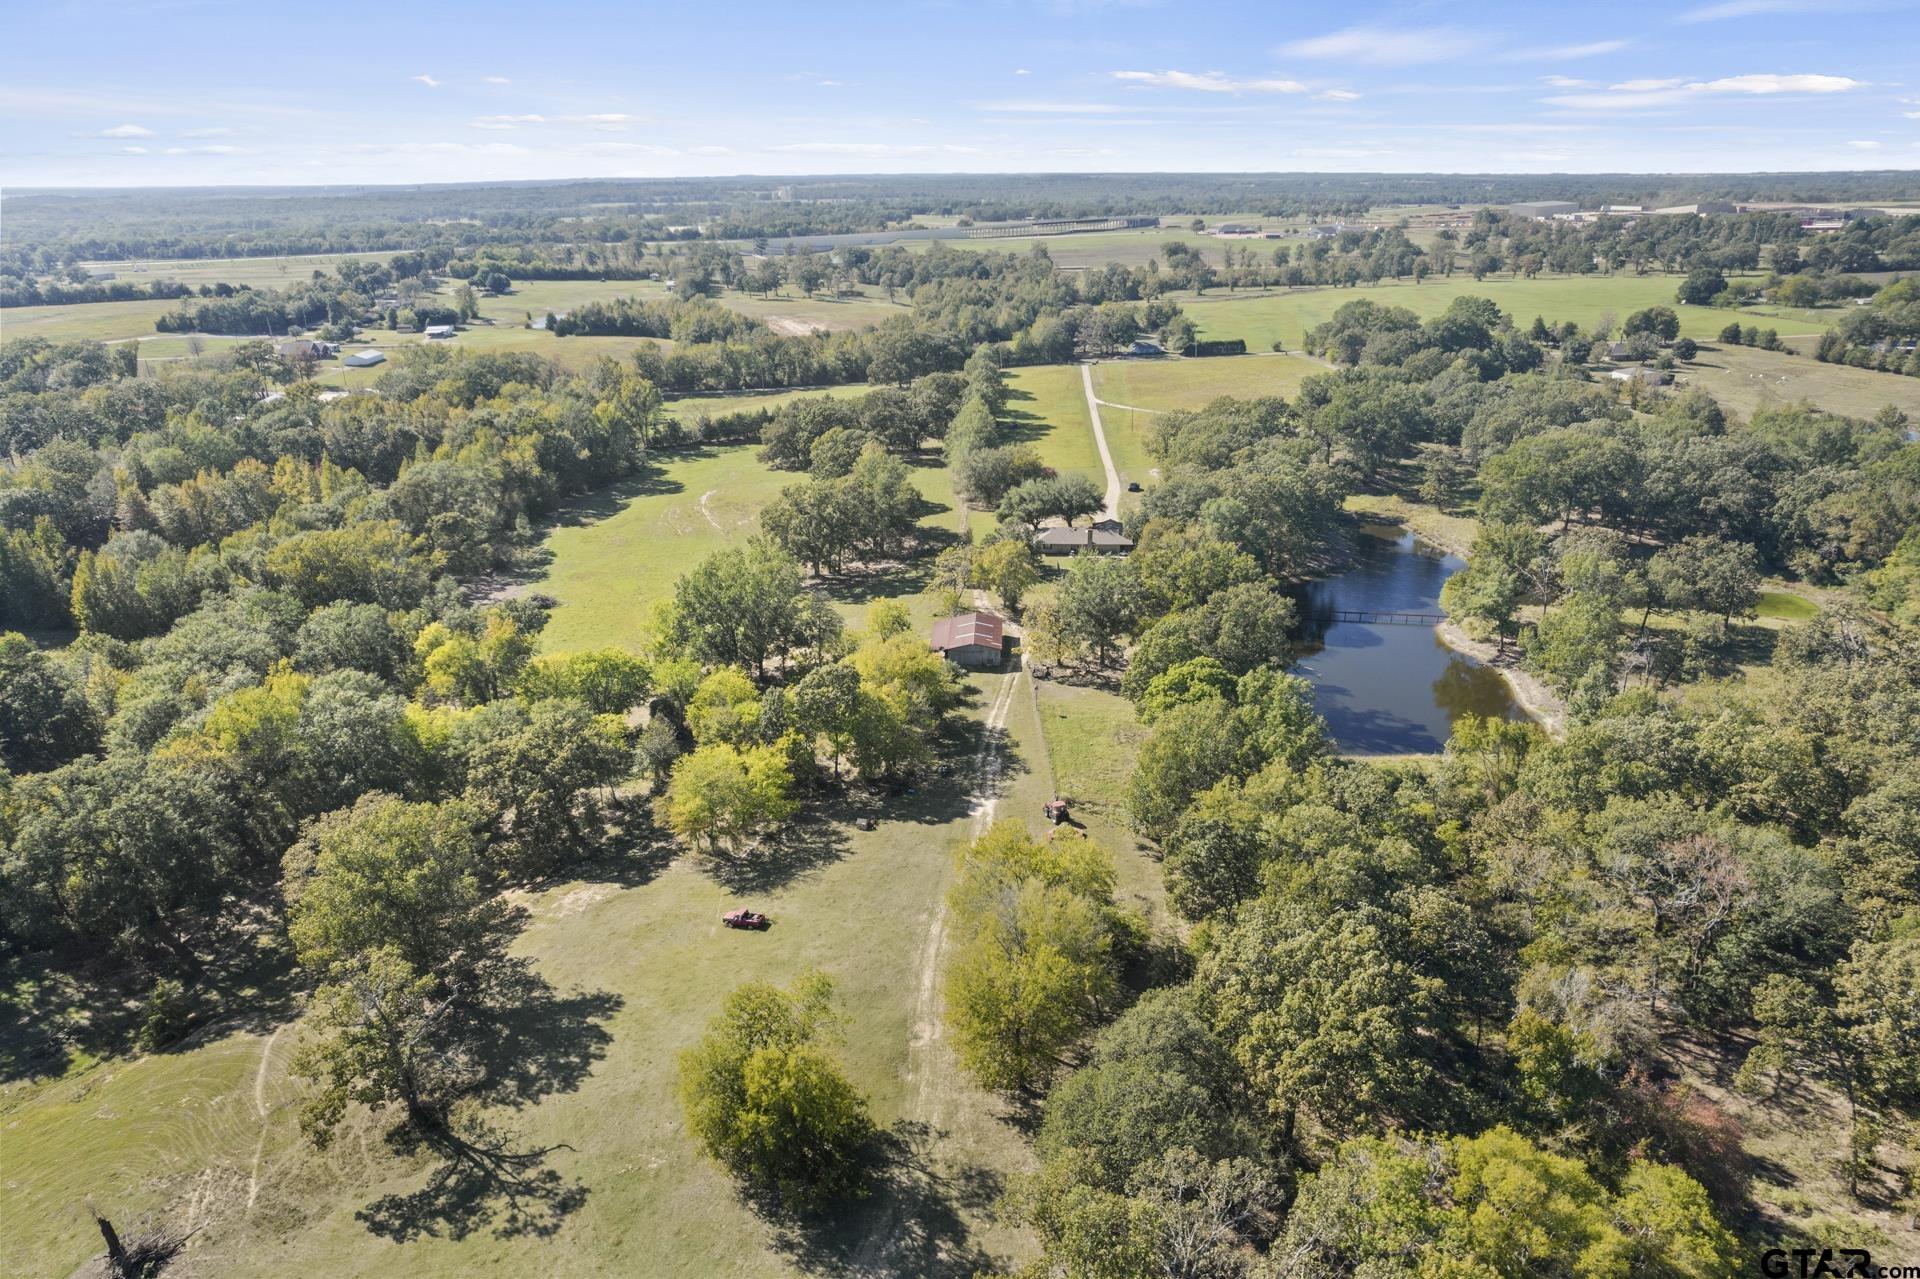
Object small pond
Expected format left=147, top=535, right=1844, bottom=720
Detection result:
left=1290, top=525, right=1524, bottom=755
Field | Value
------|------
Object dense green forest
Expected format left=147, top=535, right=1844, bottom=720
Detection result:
left=7, top=171, right=1920, bottom=266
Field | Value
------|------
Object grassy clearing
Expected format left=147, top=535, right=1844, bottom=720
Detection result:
left=1002, top=364, right=1102, bottom=486
left=1756, top=589, right=1817, bottom=622
left=75, top=250, right=402, bottom=290
left=1030, top=679, right=1164, bottom=928
left=1091, top=353, right=1323, bottom=410
left=1175, top=275, right=1846, bottom=351
left=0, top=297, right=179, bottom=343
left=527, top=446, right=793, bottom=654
left=664, top=384, right=873, bottom=422
left=1677, top=342, right=1920, bottom=422
left=7, top=667, right=1058, bottom=1277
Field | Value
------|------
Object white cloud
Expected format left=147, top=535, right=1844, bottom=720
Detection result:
left=413, top=74, right=441, bottom=88
left=687, top=145, right=735, bottom=156
left=1014, top=68, right=1031, bottom=76
left=1905, top=110, right=1920, bottom=119
left=1499, top=40, right=1628, bottom=61
left=471, top=114, right=548, bottom=129
left=1543, top=75, right=1594, bottom=88
left=1705, top=73, right=1864, bottom=94
left=978, top=99, right=1126, bottom=113
left=1278, top=27, right=1477, bottom=67
left=120, top=146, right=147, bottom=155
left=1675, top=0, right=1869, bottom=22
left=1546, top=72, right=1866, bottom=110
left=1111, top=69, right=1309, bottom=93
left=483, top=75, right=511, bottom=84
left=1315, top=88, right=1362, bottom=101
left=1848, top=139, right=1883, bottom=148
left=98, top=123, right=154, bottom=138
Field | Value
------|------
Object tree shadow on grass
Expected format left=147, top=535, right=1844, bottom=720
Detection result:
left=767, top=1120, right=1004, bottom=1279
left=0, top=905, right=301, bottom=1083
left=697, top=814, right=856, bottom=895
left=357, top=965, right=622, bottom=1244
left=357, top=1116, right=587, bottom=1244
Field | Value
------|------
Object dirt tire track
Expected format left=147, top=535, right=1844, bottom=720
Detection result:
left=855, top=669, right=1022, bottom=1273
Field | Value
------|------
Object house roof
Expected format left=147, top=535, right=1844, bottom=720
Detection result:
left=931, top=611, right=1005, bottom=652
left=1034, top=524, right=1134, bottom=550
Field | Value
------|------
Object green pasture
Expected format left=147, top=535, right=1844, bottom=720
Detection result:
left=1676, top=342, right=1920, bottom=422
left=1002, top=364, right=1103, bottom=486
left=1175, top=274, right=1847, bottom=351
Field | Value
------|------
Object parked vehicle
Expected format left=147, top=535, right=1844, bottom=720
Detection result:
left=722, top=908, right=770, bottom=930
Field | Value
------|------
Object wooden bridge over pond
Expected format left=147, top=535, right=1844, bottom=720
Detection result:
left=1330, top=609, right=1447, bottom=627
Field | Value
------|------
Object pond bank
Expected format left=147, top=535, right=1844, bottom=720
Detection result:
left=1435, top=619, right=1567, bottom=738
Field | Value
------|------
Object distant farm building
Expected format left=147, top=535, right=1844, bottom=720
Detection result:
left=1510, top=200, right=1579, bottom=220
left=342, top=349, right=387, bottom=368
left=931, top=611, right=1006, bottom=668
left=1213, top=222, right=1257, bottom=236
left=1599, top=204, right=1644, bottom=215
left=275, top=339, right=334, bottom=360
left=1608, top=366, right=1672, bottom=387
left=423, top=324, right=457, bottom=339
left=1035, top=519, right=1134, bottom=556
left=1653, top=201, right=1736, bottom=216
left=1127, top=339, right=1165, bottom=357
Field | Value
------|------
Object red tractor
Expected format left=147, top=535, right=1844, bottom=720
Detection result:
left=722, top=908, right=771, bottom=930
left=1043, top=798, right=1070, bottom=825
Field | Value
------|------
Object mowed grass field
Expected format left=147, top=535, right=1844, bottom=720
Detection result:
left=1085, top=353, right=1328, bottom=492
left=1002, top=364, right=1103, bottom=486
left=4, top=668, right=1062, bottom=1278
left=76, top=249, right=404, bottom=290
left=1175, top=274, right=1848, bottom=351
left=1676, top=342, right=1920, bottom=421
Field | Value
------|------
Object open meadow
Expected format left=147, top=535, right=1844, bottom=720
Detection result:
left=2, top=666, right=1069, bottom=1278
left=1676, top=341, right=1920, bottom=421
left=1175, top=273, right=1848, bottom=351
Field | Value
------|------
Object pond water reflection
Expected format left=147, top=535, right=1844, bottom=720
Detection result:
left=1290, top=526, right=1524, bottom=755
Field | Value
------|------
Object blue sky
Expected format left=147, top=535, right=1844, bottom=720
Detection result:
left=2, top=0, right=1916, bottom=186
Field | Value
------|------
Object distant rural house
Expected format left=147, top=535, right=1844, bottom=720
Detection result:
left=930, top=611, right=1005, bottom=668
left=276, top=339, right=334, bottom=360
left=423, top=324, right=457, bottom=339
left=1608, top=366, right=1671, bottom=386
left=1127, top=339, right=1165, bottom=357
left=1213, top=222, right=1256, bottom=235
left=1035, top=518, right=1134, bottom=556
left=342, top=349, right=387, bottom=368
left=1603, top=341, right=1630, bottom=361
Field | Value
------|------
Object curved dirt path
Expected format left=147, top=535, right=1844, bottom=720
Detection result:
left=245, top=1023, right=285, bottom=1214
left=1078, top=364, right=1124, bottom=521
